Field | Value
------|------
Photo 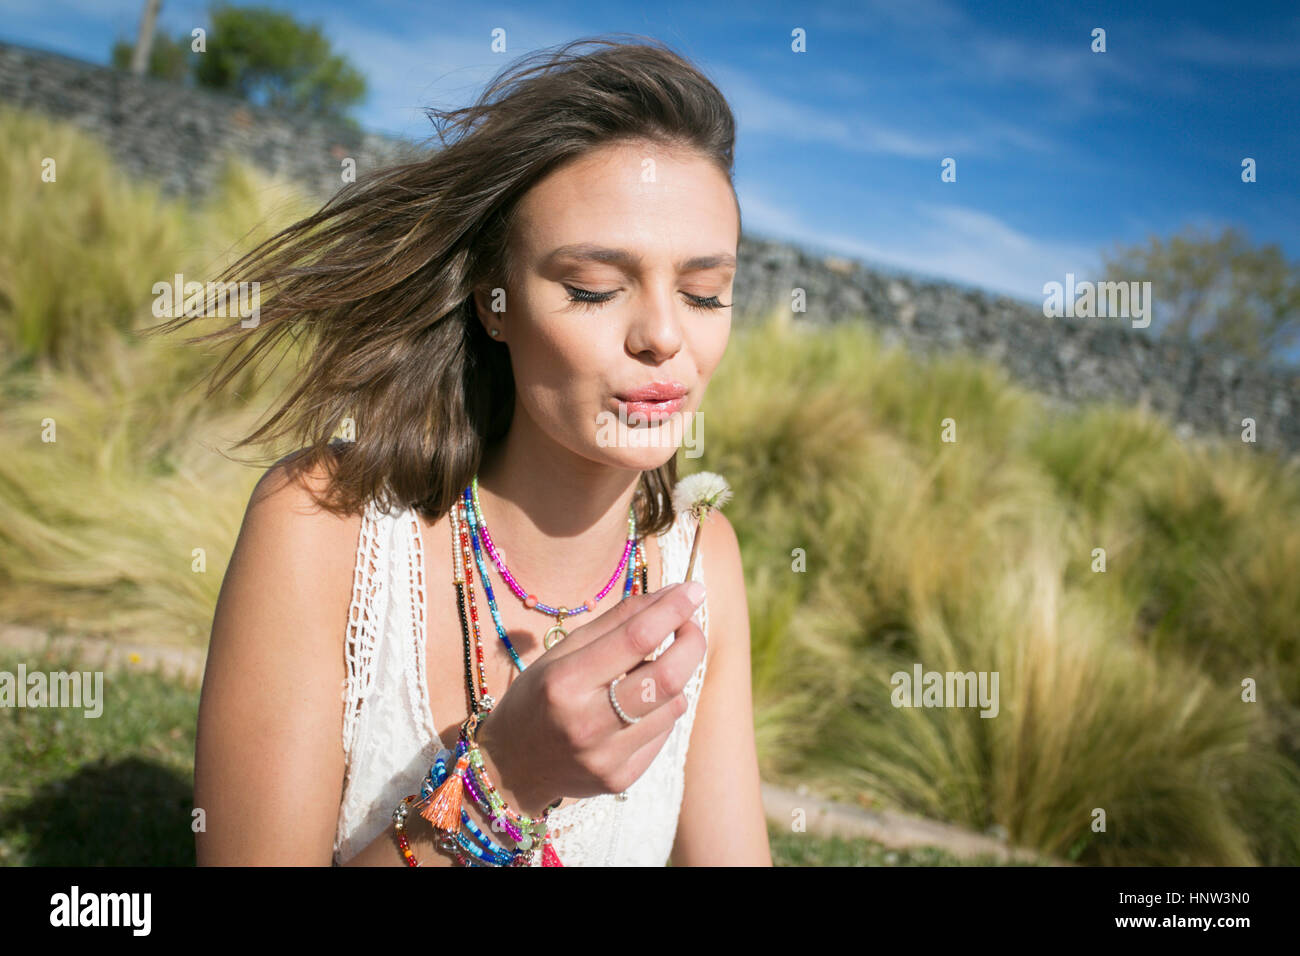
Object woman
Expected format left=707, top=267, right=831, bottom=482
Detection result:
left=183, top=35, right=770, bottom=866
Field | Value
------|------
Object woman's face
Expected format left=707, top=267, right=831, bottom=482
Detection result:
left=478, top=139, right=739, bottom=472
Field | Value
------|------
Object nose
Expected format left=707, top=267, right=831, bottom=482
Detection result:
left=624, top=282, right=684, bottom=362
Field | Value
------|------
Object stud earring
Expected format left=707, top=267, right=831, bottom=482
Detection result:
left=490, top=329, right=500, bottom=338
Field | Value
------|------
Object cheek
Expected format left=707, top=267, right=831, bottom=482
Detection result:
left=512, top=321, right=606, bottom=404
left=691, top=321, right=731, bottom=380
left=511, top=282, right=605, bottom=384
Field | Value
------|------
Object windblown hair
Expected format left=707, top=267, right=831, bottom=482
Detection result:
left=148, top=34, right=740, bottom=534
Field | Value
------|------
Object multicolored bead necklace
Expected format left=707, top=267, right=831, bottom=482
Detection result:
left=452, top=489, right=649, bottom=709
left=465, top=475, right=643, bottom=652
left=419, top=482, right=649, bottom=866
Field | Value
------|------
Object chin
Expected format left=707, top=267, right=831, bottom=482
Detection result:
left=588, top=411, right=694, bottom=471
left=591, top=441, right=679, bottom=472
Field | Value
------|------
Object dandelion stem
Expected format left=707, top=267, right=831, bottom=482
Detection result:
left=684, top=507, right=705, bottom=582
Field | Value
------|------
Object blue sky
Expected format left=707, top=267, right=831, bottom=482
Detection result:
left=4, top=0, right=1298, bottom=325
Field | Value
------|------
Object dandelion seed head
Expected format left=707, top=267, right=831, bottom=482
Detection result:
left=672, top=471, right=732, bottom=514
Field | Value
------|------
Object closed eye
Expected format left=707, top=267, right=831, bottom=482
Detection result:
left=563, top=285, right=730, bottom=313
left=684, top=294, right=727, bottom=312
left=563, top=285, right=617, bottom=308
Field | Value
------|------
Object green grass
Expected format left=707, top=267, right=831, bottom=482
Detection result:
left=0, top=648, right=199, bottom=866
left=3, top=103, right=1299, bottom=866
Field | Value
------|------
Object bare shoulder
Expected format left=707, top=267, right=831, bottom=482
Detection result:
left=696, top=510, right=748, bottom=662
left=248, top=447, right=355, bottom=524
left=222, top=448, right=363, bottom=644
left=244, top=448, right=361, bottom=561
left=698, top=509, right=742, bottom=580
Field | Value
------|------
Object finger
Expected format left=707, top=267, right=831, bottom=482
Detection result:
left=621, top=722, right=677, bottom=789
left=572, top=582, right=706, bottom=690
left=545, top=581, right=692, bottom=662
left=606, top=708, right=685, bottom=795
left=601, top=679, right=687, bottom=754
left=614, top=619, right=706, bottom=717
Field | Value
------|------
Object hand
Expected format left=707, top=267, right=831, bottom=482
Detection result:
left=475, top=581, right=708, bottom=816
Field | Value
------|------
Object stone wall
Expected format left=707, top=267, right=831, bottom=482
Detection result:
left=2, top=40, right=1295, bottom=457
left=0, top=40, right=422, bottom=201
left=734, top=234, right=1299, bottom=456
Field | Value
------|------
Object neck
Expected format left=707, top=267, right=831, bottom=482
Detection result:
left=472, top=411, right=643, bottom=604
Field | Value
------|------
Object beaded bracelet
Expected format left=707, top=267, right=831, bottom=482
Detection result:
left=456, top=717, right=550, bottom=862
left=396, top=786, right=510, bottom=868
left=409, top=710, right=562, bottom=866
left=392, top=795, right=422, bottom=867
left=401, top=782, right=493, bottom=868
left=461, top=712, right=556, bottom=850
left=425, top=748, right=515, bottom=866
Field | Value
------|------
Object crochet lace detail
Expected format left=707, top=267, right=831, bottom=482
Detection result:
left=333, top=498, right=709, bottom=866
left=340, top=501, right=384, bottom=769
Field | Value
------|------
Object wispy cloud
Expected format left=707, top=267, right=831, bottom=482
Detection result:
left=1159, top=22, right=1300, bottom=69
left=741, top=190, right=1102, bottom=302
left=714, top=65, right=1055, bottom=159
left=324, top=10, right=585, bottom=139
left=810, top=0, right=1155, bottom=111
left=961, top=32, right=1146, bottom=109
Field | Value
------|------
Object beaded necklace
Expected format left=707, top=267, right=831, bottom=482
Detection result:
left=451, top=487, right=648, bottom=711
left=466, top=475, right=641, bottom=652
left=432, top=482, right=649, bottom=866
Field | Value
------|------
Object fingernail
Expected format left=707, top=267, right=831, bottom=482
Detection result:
left=684, top=581, right=705, bottom=605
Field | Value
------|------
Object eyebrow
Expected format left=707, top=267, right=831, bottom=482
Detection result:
left=544, top=243, right=736, bottom=273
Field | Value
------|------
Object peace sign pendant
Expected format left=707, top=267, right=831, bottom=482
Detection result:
left=543, top=623, right=568, bottom=650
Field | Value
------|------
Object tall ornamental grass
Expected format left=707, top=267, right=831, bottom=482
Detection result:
left=696, top=313, right=1300, bottom=865
left=0, top=106, right=311, bottom=641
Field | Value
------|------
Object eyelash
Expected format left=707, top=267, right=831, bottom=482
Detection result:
left=563, top=285, right=728, bottom=313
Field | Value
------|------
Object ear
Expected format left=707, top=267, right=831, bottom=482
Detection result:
left=471, top=285, right=504, bottom=341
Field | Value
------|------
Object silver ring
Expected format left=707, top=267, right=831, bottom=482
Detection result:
left=608, top=675, right=640, bottom=725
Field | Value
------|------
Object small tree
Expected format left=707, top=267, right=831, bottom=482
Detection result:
left=193, top=3, right=365, bottom=123
left=110, top=31, right=190, bottom=83
left=1100, top=225, right=1300, bottom=366
left=111, top=2, right=366, bottom=131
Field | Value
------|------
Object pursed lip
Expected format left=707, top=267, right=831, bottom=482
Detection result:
left=614, top=381, right=688, bottom=402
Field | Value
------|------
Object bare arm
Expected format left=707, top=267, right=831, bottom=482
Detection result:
left=193, top=456, right=359, bottom=865
left=670, top=512, right=772, bottom=865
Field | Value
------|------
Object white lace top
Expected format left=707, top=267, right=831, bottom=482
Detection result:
left=332, top=497, right=709, bottom=866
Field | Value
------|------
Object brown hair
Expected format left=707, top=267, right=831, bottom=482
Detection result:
left=146, top=34, right=740, bottom=534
